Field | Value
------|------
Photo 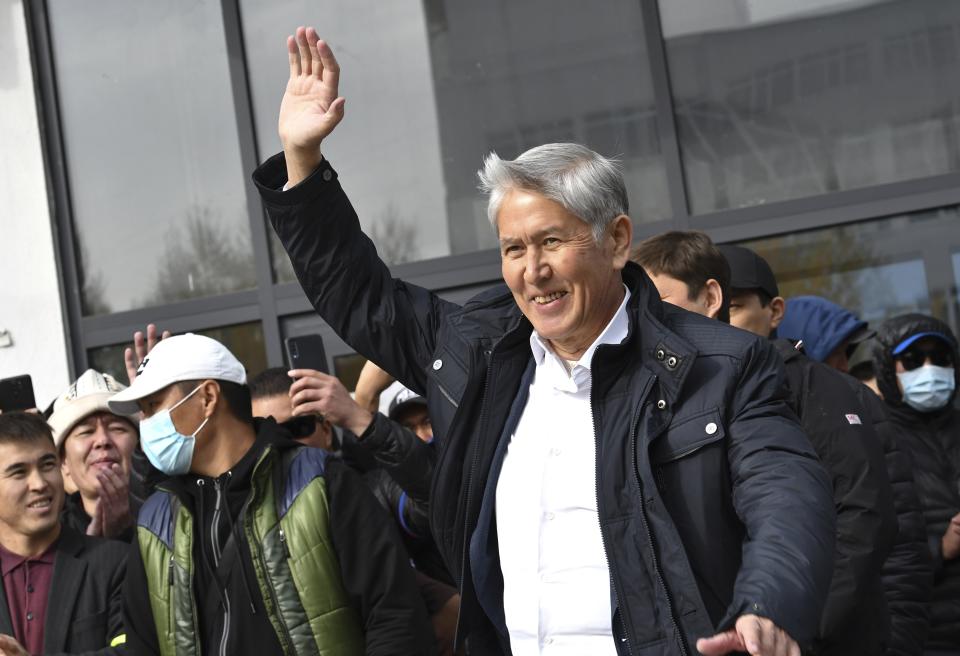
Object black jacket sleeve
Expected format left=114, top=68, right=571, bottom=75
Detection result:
left=358, top=412, right=436, bottom=503
left=325, top=459, right=437, bottom=656
left=721, top=338, right=837, bottom=647
left=794, top=361, right=898, bottom=649
left=122, top=532, right=161, bottom=656
left=253, top=154, right=460, bottom=396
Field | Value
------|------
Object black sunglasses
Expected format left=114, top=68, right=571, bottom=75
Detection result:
left=896, top=346, right=954, bottom=371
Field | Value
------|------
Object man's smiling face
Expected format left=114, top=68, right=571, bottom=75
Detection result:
left=0, top=439, right=64, bottom=545
left=497, top=188, right=630, bottom=360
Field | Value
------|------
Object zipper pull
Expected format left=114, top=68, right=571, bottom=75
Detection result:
left=168, top=557, right=174, bottom=586
left=279, top=527, right=291, bottom=558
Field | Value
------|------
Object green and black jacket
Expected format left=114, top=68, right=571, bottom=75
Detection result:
left=122, top=419, right=435, bottom=656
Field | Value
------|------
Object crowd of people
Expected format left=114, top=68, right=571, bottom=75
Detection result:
left=0, top=24, right=959, bottom=656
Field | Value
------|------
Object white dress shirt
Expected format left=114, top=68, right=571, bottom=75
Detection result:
left=496, top=287, right=631, bottom=655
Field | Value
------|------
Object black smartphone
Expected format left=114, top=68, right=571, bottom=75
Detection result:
left=284, top=334, right=329, bottom=374
left=0, top=375, right=37, bottom=413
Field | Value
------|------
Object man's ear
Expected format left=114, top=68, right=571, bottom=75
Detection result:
left=702, top=279, right=724, bottom=320
left=609, top=215, right=634, bottom=269
left=200, top=380, right=220, bottom=418
left=769, top=297, right=786, bottom=330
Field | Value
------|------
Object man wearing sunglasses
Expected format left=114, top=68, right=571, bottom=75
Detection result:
left=873, top=314, right=960, bottom=655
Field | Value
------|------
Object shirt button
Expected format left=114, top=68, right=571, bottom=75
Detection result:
left=705, top=422, right=718, bottom=435
left=26, top=612, right=33, bottom=621
left=26, top=584, right=34, bottom=593
left=432, top=359, right=443, bottom=371
left=321, top=169, right=333, bottom=182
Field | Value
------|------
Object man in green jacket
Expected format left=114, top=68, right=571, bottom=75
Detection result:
left=111, top=333, right=434, bottom=655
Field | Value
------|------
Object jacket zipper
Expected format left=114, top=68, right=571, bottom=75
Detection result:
left=631, top=411, right=688, bottom=656
left=454, top=348, right=495, bottom=642
left=211, top=479, right=230, bottom=656
left=436, top=382, right=460, bottom=409
left=591, top=393, right=634, bottom=656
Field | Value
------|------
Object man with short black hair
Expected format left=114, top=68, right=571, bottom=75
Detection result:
left=631, top=230, right=731, bottom=322
left=0, top=412, right=126, bottom=655
left=721, top=244, right=934, bottom=656
left=644, top=237, right=899, bottom=655
left=113, top=333, right=434, bottom=656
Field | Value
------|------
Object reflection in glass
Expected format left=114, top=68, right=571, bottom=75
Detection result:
left=47, top=0, right=257, bottom=314
left=660, top=0, right=960, bottom=213
left=240, top=0, right=668, bottom=281
left=739, top=207, right=960, bottom=326
left=88, top=322, right=268, bottom=386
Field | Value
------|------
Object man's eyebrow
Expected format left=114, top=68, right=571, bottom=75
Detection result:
left=3, top=462, right=26, bottom=475
left=38, top=453, right=58, bottom=464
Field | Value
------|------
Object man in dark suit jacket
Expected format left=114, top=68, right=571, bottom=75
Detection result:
left=0, top=412, right=125, bottom=655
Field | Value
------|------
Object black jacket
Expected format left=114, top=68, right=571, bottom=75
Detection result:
left=345, top=414, right=452, bottom=585
left=0, top=526, right=126, bottom=655
left=772, top=340, right=897, bottom=655
left=123, top=419, right=435, bottom=656
left=254, top=154, right=836, bottom=655
left=873, top=314, right=960, bottom=650
left=850, top=381, right=933, bottom=656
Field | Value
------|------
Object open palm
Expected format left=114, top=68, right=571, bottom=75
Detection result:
left=279, top=26, right=345, bottom=155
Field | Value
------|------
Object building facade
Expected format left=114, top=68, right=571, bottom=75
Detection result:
left=3, top=0, right=960, bottom=404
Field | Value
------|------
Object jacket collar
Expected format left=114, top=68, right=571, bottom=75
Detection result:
left=448, top=262, right=698, bottom=406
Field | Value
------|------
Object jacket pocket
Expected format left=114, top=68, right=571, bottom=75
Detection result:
left=650, top=408, right=725, bottom=465
left=427, top=345, right=468, bottom=409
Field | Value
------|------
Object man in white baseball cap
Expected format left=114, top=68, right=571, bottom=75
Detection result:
left=110, top=333, right=433, bottom=655
left=48, top=369, right=141, bottom=541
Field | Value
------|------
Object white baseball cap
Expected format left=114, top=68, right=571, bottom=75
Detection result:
left=48, top=369, right=130, bottom=448
left=379, top=380, right=427, bottom=419
left=108, top=333, right=246, bottom=416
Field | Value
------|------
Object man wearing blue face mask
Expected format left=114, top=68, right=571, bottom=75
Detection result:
left=872, top=314, right=960, bottom=655
left=107, top=333, right=435, bottom=656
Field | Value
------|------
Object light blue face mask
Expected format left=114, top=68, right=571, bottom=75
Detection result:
left=897, top=365, right=956, bottom=412
left=139, top=385, right=209, bottom=475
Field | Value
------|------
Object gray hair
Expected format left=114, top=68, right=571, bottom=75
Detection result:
left=477, top=143, right=628, bottom=240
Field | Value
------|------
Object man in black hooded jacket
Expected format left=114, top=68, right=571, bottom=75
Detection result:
left=872, top=314, right=960, bottom=655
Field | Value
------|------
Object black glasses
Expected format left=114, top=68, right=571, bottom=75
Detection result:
left=896, top=346, right=954, bottom=371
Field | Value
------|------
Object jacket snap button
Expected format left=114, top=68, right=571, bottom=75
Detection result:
left=432, top=359, right=443, bottom=371
left=657, top=399, right=667, bottom=410
left=322, top=169, right=333, bottom=181
left=666, top=356, right=678, bottom=369
left=656, top=349, right=665, bottom=360
left=705, top=422, right=718, bottom=435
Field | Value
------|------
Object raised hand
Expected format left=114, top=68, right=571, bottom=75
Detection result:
left=279, top=26, right=345, bottom=186
left=124, top=323, right=171, bottom=385
left=288, top=369, right=372, bottom=437
left=696, top=614, right=800, bottom=656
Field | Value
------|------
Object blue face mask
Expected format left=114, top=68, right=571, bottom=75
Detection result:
left=139, top=385, right=209, bottom=475
left=897, top=365, right=956, bottom=412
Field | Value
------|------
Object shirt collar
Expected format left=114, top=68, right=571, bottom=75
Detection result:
left=529, top=285, right=632, bottom=375
left=0, top=540, right=57, bottom=577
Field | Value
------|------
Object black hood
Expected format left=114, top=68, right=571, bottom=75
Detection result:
left=872, top=313, right=960, bottom=418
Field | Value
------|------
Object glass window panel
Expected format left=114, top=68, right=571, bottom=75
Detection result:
left=88, top=321, right=267, bottom=386
left=738, top=207, right=960, bottom=327
left=47, top=0, right=257, bottom=315
left=659, top=0, right=960, bottom=213
left=240, top=0, right=669, bottom=282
